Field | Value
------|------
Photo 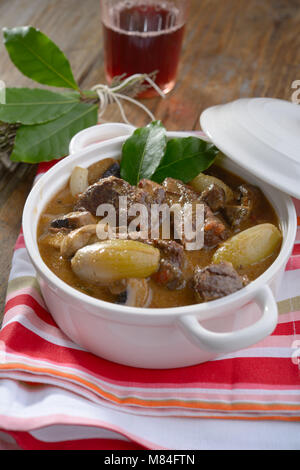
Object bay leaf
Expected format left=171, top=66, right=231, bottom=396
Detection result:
left=3, top=26, right=79, bottom=90
left=120, top=121, right=166, bottom=185
left=151, top=136, right=219, bottom=183
left=10, top=102, right=98, bottom=163
left=0, top=88, right=79, bottom=125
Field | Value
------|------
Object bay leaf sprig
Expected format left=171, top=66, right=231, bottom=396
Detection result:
left=0, top=26, right=161, bottom=164
left=120, top=122, right=219, bottom=184
left=0, top=26, right=97, bottom=163
left=1, top=25, right=216, bottom=171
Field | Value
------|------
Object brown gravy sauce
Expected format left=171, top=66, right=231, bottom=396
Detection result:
left=37, top=165, right=281, bottom=308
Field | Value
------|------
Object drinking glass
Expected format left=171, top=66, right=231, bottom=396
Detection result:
left=100, top=0, right=190, bottom=98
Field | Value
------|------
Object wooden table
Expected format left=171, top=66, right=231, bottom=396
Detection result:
left=0, top=0, right=299, bottom=321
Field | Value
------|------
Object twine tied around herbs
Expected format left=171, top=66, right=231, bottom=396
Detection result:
left=0, top=73, right=166, bottom=172
left=91, top=73, right=166, bottom=126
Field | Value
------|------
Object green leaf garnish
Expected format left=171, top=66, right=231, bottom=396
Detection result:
left=120, top=124, right=219, bottom=185
left=3, top=26, right=79, bottom=90
left=10, top=102, right=98, bottom=163
left=120, top=121, right=166, bottom=185
left=151, top=136, right=219, bottom=183
left=0, top=88, right=80, bottom=125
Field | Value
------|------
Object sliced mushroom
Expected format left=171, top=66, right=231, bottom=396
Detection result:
left=114, top=279, right=152, bottom=307
left=39, top=231, right=66, bottom=250
left=88, top=158, right=120, bottom=185
left=50, top=211, right=97, bottom=232
left=60, top=224, right=99, bottom=258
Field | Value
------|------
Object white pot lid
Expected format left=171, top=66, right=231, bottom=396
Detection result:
left=200, top=98, right=300, bottom=199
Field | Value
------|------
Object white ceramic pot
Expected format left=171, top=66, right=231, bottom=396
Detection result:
left=22, top=132, right=297, bottom=369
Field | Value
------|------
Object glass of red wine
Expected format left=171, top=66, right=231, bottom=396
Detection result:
left=100, top=0, right=190, bottom=98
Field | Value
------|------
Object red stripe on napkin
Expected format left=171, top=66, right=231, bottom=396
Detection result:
left=1, top=322, right=300, bottom=389
left=6, top=431, right=146, bottom=450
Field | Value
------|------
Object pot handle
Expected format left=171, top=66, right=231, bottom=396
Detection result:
left=177, top=285, right=278, bottom=354
left=69, top=123, right=135, bottom=154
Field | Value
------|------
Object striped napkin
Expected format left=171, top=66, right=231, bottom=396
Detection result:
left=0, top=160, right=300, bottom=450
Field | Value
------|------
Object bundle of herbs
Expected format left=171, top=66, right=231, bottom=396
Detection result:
left=0, top=25, right=219, bottom=183
left=0, top=26, right=159, bottom=165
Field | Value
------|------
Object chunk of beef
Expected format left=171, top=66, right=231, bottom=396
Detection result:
left=223, top=184, right=262, bottom=228
left=50, top=211, right=96, bottom=231
left=162, top=177, right=228, bottom=249
left=138, top=179, right=166, bottom=205
left=162, top=177, right=197, bottom=206
left=193, top=262, right=248, bottom=302
left=200, top=183, right=226, bottom=212
left=204, top=205, right=228, bottom=248
left=74, top=176, right=150, bottom=218
left=137, top=179, right=166, bottom=235
left=145, top=239, right=187, bottom=290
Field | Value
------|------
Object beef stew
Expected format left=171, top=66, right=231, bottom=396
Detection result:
left=37, top=158, right=282, bottom=308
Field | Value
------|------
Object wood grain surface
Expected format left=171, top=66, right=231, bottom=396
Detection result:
left=0, top=0, right=300, bottom=320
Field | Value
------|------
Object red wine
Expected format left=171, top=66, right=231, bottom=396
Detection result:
left=102, top=2, right=185, bottom=98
